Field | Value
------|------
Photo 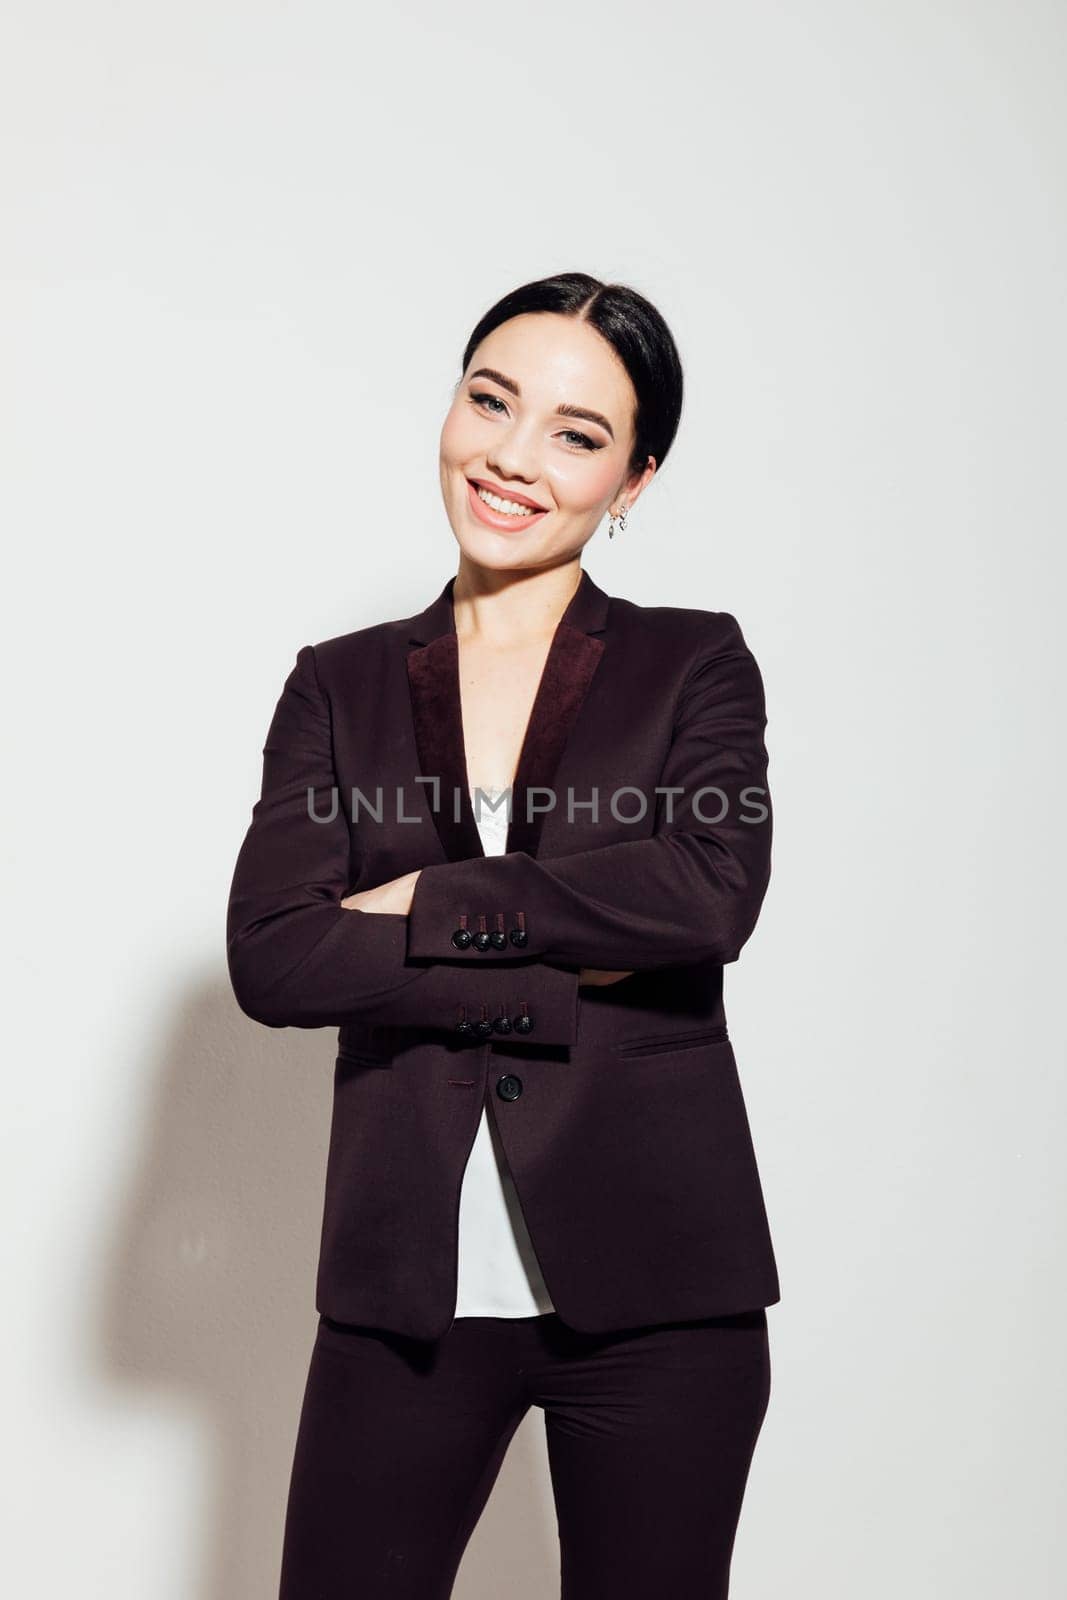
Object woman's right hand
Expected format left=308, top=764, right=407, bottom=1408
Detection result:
left=578, top=968, right=635, bottom=987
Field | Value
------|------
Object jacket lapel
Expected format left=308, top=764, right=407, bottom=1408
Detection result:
left=405, top=569, right=610, bottom=864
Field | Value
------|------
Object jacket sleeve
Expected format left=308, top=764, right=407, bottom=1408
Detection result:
left=225, top=644, right=582, bottom=1044
left=406, top=614, right=773, bottom=972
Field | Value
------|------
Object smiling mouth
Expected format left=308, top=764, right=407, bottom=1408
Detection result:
left=468, top=480, right=547, bottom=518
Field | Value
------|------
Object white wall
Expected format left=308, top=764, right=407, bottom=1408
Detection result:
left=3, top=1, right=1064, bottom=1594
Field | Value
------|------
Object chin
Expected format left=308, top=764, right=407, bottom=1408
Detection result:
left=456, top=531, right=536, bottom=570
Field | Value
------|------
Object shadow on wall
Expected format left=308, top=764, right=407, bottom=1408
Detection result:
left=95, top=972, right=559, bottom=1599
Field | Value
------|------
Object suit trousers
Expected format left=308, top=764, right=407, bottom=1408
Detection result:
left=277, top=1306, right=771, bottom=1599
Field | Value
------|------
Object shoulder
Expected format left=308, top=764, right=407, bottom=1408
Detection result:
left=288, top=608, right=421, bottom=692
left=311, top=611, right=413, bottom=660
left=256, top=606, right=418, bottom=727
left=605, top=595, right=767, bottom=735
left=606, top=592, right=753, bottom=663
left=282, top=589, right=759, bottom=694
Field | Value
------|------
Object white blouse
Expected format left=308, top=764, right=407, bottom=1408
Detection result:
left=452, top=786, right=556, bottom=1318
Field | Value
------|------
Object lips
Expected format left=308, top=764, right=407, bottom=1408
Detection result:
left=465, top=477, right=551, bottom=533
left=467, top=477, right=548, bottom=512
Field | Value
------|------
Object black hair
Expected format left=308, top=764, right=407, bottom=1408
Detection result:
left=459, top=271, right=684, bottom=479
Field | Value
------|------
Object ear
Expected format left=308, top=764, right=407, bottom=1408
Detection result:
left=617, top=455, right=657, bottom=514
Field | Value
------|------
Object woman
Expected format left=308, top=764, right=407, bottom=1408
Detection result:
left=226, top=271, right=780, bottom=1598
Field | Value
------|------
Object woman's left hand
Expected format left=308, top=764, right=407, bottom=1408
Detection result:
left=342, top=870, right=422, bottom=915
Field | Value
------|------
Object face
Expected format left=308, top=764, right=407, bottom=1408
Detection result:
left=439, top=312, right=655, bottom=570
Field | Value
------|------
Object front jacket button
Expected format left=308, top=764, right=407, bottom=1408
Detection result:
left=496, top=1073, right=523, bottom=1101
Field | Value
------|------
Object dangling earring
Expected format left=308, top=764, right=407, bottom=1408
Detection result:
left=608, top=499, right=629, bottom=540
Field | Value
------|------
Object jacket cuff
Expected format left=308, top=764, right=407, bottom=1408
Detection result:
left=405, top=858, right=578, bottom=1046
left=408, top=855, right=537, bottom=959
left=407, top=958, right=581, bottom=1049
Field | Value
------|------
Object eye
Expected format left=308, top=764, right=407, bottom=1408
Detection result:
left=468, top=392, right=603, bottom=453
left=559, top=428, right=600, bottom=452
left=470, top=391, right=508, bottom=415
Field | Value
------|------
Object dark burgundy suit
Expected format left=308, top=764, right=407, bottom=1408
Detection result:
left=226, top=568, right=780, bottom=1342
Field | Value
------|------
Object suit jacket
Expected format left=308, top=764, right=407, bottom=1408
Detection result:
left=226, top=568, right=781, bottom=1341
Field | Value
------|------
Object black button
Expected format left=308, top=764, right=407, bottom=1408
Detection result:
left=492, top=1013, right=512, bottom=1034
left=508, top=928, right=528, bottom=948
left=451, top=928, right=472, bottom=950
left=513, top=1013, right=533, bottom=1034
left=474, top=1017, right=494, bottom=1038
left=489, top=930, right=507, bottom=950
left=455, top=1018, right=474, bottom=1037
left=472, top=931, right=491, bottom=952
left=496, top=1073, right=523, bottom=1101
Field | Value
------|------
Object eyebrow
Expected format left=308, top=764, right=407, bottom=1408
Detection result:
left=467, top=366, right=616, bottom=441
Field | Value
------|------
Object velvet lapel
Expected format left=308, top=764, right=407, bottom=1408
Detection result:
left=405, top=569, right=610, bottom=864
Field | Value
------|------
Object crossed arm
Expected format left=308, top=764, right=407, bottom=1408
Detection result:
left=340, top=871, right=632, bottom=987
left=225, top=614, right=771, bottom=1046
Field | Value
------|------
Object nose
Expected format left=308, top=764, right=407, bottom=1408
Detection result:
left=484, top=415, right=541, bottom=485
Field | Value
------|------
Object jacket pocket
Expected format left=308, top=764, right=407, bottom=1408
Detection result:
left=336, top=1044, right=392, bottom=1068
left=613, top=1023, right=729, bottom=1059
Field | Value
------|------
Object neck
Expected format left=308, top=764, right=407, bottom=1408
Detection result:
left=451, top=558, right=583, bottom=647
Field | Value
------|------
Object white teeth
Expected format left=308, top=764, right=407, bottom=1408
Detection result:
left=475, top=485, right=541, bottom=517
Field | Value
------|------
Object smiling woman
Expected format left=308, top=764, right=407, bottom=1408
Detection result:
left=437, top=273, right=681, bottom=558
left=229, top=270, right=778, bottom=1599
